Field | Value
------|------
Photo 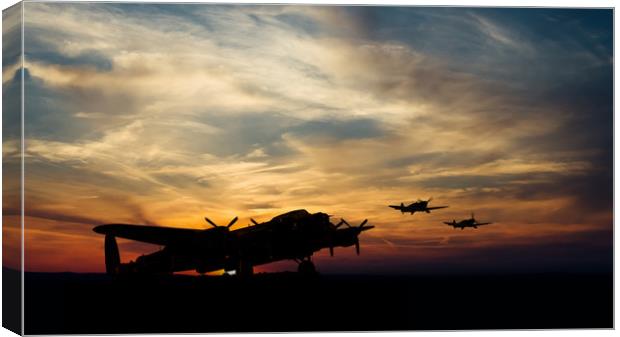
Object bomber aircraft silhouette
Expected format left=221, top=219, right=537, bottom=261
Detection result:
left=389, top=197, right=448, bottom=214
left=93, top=209, right=373, bottom=277
left=443, top=213, right=492, bottom=229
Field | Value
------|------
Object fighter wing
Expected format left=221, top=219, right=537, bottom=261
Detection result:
left=388, top=205, right=403, bottom=210
left=426, top=206, right=449, bottom=211
left=93, top=224, right=205, bottom=246
left=443, top=222, right=455, bottom=225
left=475, top=222, right=492, bottom=226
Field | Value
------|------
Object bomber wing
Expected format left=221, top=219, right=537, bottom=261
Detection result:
left=93, top=224, right=206, bottom=246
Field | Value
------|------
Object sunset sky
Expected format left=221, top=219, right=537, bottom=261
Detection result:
left=2, top=4, right=612, bottom=274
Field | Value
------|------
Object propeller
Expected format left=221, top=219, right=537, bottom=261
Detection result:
left=339, top=218, right=374, bottom=255
left=328, top=219, right=346, bottom=256
left=204, top=216, right=238, bottom=229
left=340, top=218, right=372, bottom=231
left=332, top=219, right=345, bottom=228
left=250, top=218, right=259, bottom=226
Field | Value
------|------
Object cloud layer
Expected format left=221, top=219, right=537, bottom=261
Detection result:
left=6, top=4, right=612, bottom=274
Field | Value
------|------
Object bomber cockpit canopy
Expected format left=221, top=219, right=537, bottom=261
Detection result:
left=270, top=209, right=310, bottom=222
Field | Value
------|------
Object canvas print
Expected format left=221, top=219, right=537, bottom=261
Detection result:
left=2, top=2, right=613, bottom=335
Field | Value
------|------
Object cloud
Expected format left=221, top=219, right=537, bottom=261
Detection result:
left=12, top=208, right=105, bottom=226
left=2, top=4, right=22, bottom=69
left=471, top=13, right=532, bottom=53
left=24, top=30, right=113, bottom=71
left=2, top=70, right=23, bottom=141
left=287, top=118, right=386, bottom=142
left=14, top=4, right=612, bottom=274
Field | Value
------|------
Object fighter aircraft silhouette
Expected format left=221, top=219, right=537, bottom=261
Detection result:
left=93, top=209, right=373, bottom=277
left=443, top=213, right=492, bottom=229
left=389, top=197, right=448, bottom=214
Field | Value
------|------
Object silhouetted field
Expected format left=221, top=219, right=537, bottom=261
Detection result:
left=20, top=269, right=612, bottom=334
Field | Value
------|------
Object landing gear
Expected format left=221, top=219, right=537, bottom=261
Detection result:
left=237, top=259, right=254, bottom=278
left=297, top=257, right=317, bottom=276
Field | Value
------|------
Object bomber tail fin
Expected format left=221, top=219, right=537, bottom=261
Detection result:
left=104, top=235, right=121, bottom=275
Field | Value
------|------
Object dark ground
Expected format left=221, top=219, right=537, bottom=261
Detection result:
left=20, top=269, right=612, bottom=334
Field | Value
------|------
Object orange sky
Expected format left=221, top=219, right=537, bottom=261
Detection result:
left=3, top=4, right=612, bottom=274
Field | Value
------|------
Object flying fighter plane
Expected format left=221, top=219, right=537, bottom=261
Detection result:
left=93, top=209, right=373, bottom=277
left=389, top=197, right=448, bottom=214
left=443, top=213, right=492, bottom=229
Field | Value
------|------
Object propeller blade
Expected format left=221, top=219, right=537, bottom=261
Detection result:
left=250, top=218, right=259, bottom=225
left=428, top=197, right=433, bottom=202
left=227, top=216, right=238, bottom=228
left=204, top=217, right=219, bottom=228
left=355, top=240, right=360, bottom=255
left=333, top=219, right=345, bottom=228
left=359, top=225, right=374, bottom=232
left=340, top=218, right=352, bottom=228
left=359, top=219, right=368, bottom=228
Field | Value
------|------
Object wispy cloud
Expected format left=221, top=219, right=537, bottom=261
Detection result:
left=15, top=4, right=612, bottom=273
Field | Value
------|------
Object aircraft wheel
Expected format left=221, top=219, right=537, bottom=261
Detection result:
left=237, top=260, right=254, bottom=278
left=298, top=260, right=317, bottom=275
